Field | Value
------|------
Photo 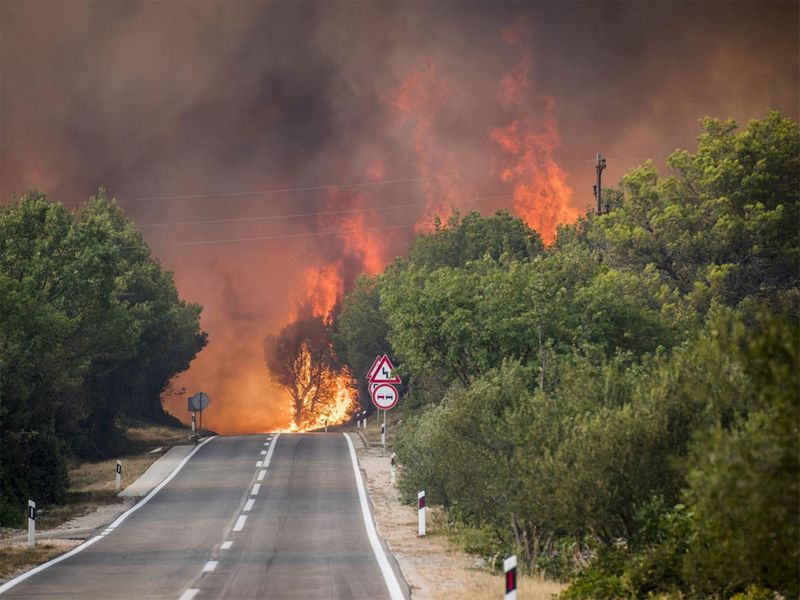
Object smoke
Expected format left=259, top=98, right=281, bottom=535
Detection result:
left=1, top=2, right=797, bottom=432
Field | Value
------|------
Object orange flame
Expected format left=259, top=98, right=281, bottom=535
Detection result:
left=340, top=211, right=387, bottom=276
left=489, top=26, right=578, bottom=243
left=292, top=261, right=344, bottom=321
left=385, top=58, right=467, bottom=228
left=300, top=369, right=358, bottom=431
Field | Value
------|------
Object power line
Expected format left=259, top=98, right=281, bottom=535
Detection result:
left=139, top=193, right=515, bottom=228
left=148, top=222, right=419, bottom=249
left=59, top=157, right=625, bottom=207
left=63, top=169, right=499, bottom=206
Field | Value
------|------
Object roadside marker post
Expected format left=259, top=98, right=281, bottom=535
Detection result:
left=418, top=491, right=426, bottom=537
left=191, top=413, right=196, bottom=432
left=27, top=500, right=36, bottom=549
left=390, top=453, right=397, bottom=486
left=504, top=555, right=518, bottom=600
left=115, top=460, right=122, bottom=492
left=324, top=418, right=328, bottom=433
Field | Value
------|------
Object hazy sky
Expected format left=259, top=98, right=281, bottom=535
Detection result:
left=2, top=1, right=797, bottom=432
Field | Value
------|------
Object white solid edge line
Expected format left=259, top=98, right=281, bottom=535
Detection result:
left=108, top=436, right=217, bottom=529
left=343, top=433, right=405, bottom=600
left=178, top=589, right=200, bottom=600
left=0, top=535, right=103, bottom=595
left=0, top=436, right=217, bottom=597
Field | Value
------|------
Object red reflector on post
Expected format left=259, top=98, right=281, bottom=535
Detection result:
left=504, top=555, right=517, bottom=599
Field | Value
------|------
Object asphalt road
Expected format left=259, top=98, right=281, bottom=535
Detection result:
left=1, top=433, right=408, bottom=600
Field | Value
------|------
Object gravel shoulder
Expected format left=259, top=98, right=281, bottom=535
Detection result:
left=353, top=435, right=565, bottom=600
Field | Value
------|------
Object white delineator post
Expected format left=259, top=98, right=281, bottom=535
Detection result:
left=504, top=555, right=518, bottom=600
left=418, top=490, right=426, bottom=537
left=27, top=500, right=36, bottom=549
left=191, top=413, right=196, bottom=432
left=390, top=453, right=397, bottom=486
left=115, top=460, right=122, bottom=492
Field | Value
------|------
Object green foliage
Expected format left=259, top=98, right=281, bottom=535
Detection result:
left=0, top=190, right=206, bottom=524
left=584, top=111, right=799, bottom=311
left=682, top=312, right=799, bottom=598
left=332, top=275, right=392, bottom=411
left=340, top=112, right=800, bottom=597
left=409, top=209, right=543, bottom=269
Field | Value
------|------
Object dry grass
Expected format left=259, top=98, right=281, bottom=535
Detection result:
left=124, top=423, right=194, bottom=447
left=0, top=542, right=77, bottom=581
left=3, top=422, right=191, bottom=540
left=353, top=409, right=403, bottom=448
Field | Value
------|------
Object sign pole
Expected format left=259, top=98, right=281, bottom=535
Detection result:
left=27, top=500, right=36, bottom=549
left=381, top=409, right=386, bottom=450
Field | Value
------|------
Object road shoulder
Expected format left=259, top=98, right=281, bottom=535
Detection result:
left=0, top=440, right=198, bottom=585
left=352, top=436, right=565, bottom=600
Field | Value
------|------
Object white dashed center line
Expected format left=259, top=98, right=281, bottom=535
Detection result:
left=256, top=461, right=263, bottom=467
left=244, top=499, right=255, bottom=512
left=260, top=450, right=267, bottom=455
left=203, top=560, right=218, bottom=572
left=179, top=589, right=199, bottom=600
left=233, top=516, right=247, bottom=532
left=257, top=470, right=266, bottom=481
left=251, top=483, right=261, bottom=495
left=220, top=541, right=233, bottom=550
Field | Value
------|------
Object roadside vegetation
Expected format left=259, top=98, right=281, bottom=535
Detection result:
left=333, top=112, right=799, bottom=598
left=0, top=191, right=206, bottom=526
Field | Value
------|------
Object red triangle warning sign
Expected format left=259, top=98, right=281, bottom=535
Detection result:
left=366, top=355, right=383, bottom=380
left=368, top=355, right=402, bottom=384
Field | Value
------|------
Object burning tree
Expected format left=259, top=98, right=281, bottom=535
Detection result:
left=263, top=315, right=356, bottom=429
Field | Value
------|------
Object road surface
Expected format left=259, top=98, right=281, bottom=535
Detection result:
left=1, top=433, right=408, bottom=599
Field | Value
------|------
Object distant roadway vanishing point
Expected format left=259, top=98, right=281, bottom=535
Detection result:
left=0, top=433, right=409, bottom=600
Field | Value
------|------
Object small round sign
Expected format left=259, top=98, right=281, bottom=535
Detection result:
left=371, top=383, right=399, bottom=410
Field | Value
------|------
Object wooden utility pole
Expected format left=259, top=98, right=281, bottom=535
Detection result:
left=594, top=153, right=607, bottom=214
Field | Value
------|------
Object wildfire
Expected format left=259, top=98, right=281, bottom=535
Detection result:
left=338, top=208, right=388, bottom=276
left=489, top=26, right=578, bottom=244
left=292, top=262, right=344, bottom=321
left=299, top=369, right=358, bottom=431
left=385, top=58, right=467, bottom=229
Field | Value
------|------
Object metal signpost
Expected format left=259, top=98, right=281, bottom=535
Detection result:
left=188, top=392, right=210, bottom=432
left=368, top=355, right=402, bottom=451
